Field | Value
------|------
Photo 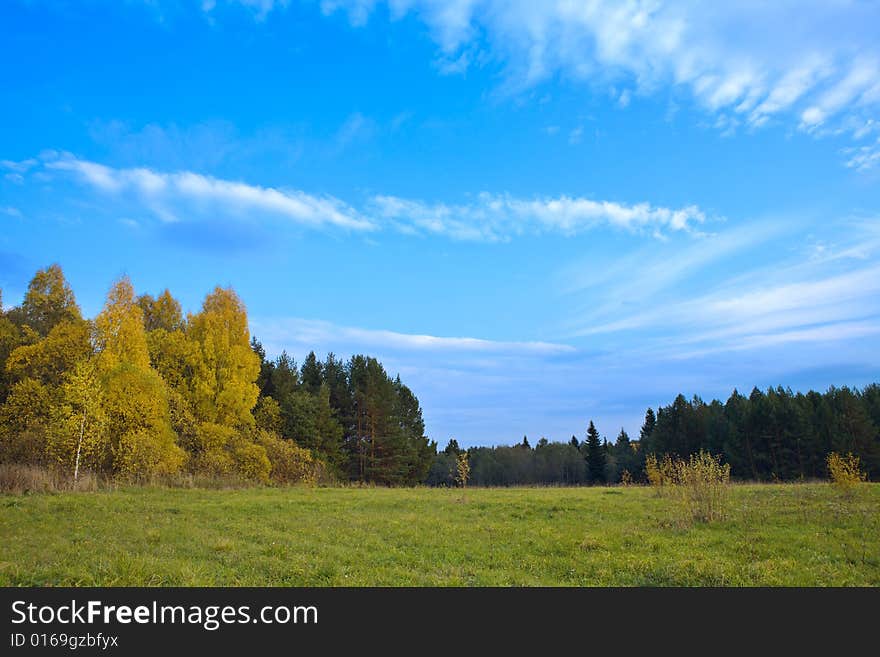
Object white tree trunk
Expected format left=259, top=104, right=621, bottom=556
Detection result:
left=74, top=412, right=85, bottom=484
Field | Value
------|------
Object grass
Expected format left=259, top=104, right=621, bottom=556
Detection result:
left=1, top=483, right=878, bottom=586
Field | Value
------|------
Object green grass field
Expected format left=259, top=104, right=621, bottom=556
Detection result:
left=1, top=483, right=878, bottom=586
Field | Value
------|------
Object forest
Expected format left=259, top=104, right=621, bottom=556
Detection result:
left=0, top=265, right=435, bottom=485
left=430, top=387, right=880, bottom=485
left=1, top=264, right=878, bottom=487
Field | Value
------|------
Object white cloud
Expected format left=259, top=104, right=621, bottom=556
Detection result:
left=251, top=316, right=575, bottom=356
left=0, top=158, right=38, bottom=173
left=800, top=58, right=879, bottom=129
left=372, top=192, right=706, bottom=241
left=576, top=258, right=880, bottom=358
left=45, top=154, right=374, bottom=231
left=559, top=219, right=786, bottom=325
left=669, top=320, right=880, bottom=361
left=842, top=138, right=880, bottom=171
left=30, top=152, right=709, bottom=242
left=319, top=1, right=880, bottom=158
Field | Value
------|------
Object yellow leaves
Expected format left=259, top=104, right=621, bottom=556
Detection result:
left=99, top=363, right=183, bottom=479
left=645, top=453, right=677, bottom=493
left=827, top=452, right=867, bottom=495
left=95, top=276, right=151, bottom=373
left=1, top=270, right=313, bottom=486
left=146, top=328, right=199, bottom=391
left=647, top=451, right=731, bottom=523
left=190, top=423, right=273, bottom=484
left=255, top=430, right=319, bottom=485
left=2, top=380, right=53, bottom=431
left=230, top=439, right=271, bottom=484
left=254, top=396, right=283, bottom=434
left=115, top=427, right=185, bottom=480
left=17, top=264, right=82, bottom=337
left=455, top=452, right=470, bottom=488
left=187, top=287, right=259, bottom=427
left=0, top=379, right=53, bottom=463
left=194, top=422, right=237, bottom=453
left=138, top=289, right=184, bottom=333
left=5, top=319, right=91, bottom=387
left=45, top=360, right=105, bottom=472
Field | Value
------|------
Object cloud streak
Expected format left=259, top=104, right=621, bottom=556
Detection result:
left=251, top=316, right=575, bottom=356
left=45, top=154, right=374, bottom=231
left=372, top=192, right=706, bottom=241
left=29, top=153, right=708, bottom=242
left=575, top=258, right=880, bottom=359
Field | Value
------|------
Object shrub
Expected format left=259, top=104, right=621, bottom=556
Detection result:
left=255, top=430, right=320, bottom=485
left=115, top=428, right=186, bottom=481
left=673, top=451, right=731, bottom=523
left=229, top=435, right=271, bottom=484
left=826, top=452, right=866, bottom=495
left=188, top=423, right=274, bottom=484
left=645, top=453, right=676, bottom=495
left=455, top=452, right=470, bottom=488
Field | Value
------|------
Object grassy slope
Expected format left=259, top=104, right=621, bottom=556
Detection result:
left=1, top=484, right=878, bottom=586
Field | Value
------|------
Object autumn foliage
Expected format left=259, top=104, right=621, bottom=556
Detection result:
left=0, top=266, right=319, bottom=484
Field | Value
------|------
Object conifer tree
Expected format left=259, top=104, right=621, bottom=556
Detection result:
left=585, top=420, right=606, bottom=484
left=300, top=351, right=323, bottom=395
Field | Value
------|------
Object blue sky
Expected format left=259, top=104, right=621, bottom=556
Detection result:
left=2, top=1, right=880, bottom=447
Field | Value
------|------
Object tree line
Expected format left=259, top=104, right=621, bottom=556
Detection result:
left=3, top=265, right=877, bottom=488
left=0, top=265, right=435, bottom=484
left=428, top=386, right=880, bottom=486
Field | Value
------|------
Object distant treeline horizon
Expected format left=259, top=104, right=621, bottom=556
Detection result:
left=427, top=384, right=880, bottom=486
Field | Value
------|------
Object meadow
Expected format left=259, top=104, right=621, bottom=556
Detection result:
left=1, top=483, right=878, bottom=586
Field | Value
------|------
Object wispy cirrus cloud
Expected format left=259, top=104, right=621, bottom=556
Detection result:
left=251, top=316, right=575, bottom=356
left=0, top=159, right=38, bottom=173
left=21, top=153, right=709, bottom=242
left=371, top=192, right=707, bottom=241
left=204, top=2, right=880, bottom=154
left=1, top=158, right=38, bottom=185
left=44, top=153, right=374, bottom=231
left=554, top=215, right=880, bottom=368
left=573, top=256, right=880, bottom=359
left=557, top=218, right=788, bottom=331
left=313, top=1, right=880, bottom=168
left=842, top=137, right=880, bottom=172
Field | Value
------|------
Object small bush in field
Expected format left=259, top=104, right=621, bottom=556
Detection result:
left=619, top=470, right=633, bottom=487
left=645, top=454, right=676, bottom=496
left=455, top=452, right=470, bottom=488
left=645, top=454, right=661, bottom=488
left=826, top=452, right=866, bottom=495
left=673, top=451, right=731, bottom=523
